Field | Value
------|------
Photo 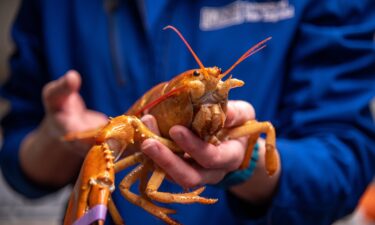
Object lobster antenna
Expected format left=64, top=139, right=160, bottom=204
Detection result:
left=163, top=25, right=209, bottom=77
left=133, top=86, right=186, bottom=117
left=220, top=37, right=272, bottom=79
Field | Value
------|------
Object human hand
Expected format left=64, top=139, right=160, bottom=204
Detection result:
left=41, top=70, right=108, bottom=156
left=19, top=70, right=108, bottom=186
left=140, top=100, right=255, bottom=187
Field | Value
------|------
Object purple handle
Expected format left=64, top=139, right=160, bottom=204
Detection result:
left=73, top=204, right=108, bottom=225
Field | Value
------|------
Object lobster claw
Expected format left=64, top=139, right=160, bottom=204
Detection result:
left=64, top=144, right=115, bottom=225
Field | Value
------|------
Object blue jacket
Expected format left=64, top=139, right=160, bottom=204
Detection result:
left=1, top=0, right=375, bottom=225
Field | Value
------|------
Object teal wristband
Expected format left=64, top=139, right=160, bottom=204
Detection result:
left=213, top=143, right=259, bottom=188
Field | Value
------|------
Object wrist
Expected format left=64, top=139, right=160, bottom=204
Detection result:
left=229, top=139, right=281, bottom=204
left=213, top=143, right=259, bottom=188
left=19, top=117, right=84, bottom=187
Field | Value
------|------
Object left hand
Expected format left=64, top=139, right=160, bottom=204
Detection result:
left=140, top=100, right=255, bottom=188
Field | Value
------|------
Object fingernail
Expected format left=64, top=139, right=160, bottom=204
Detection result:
left=141, top=139, right=159, bottom=156
left=140, top=116, right=151, bottom=126
left=169, top=126, right=184, bottom=141
left=225, top=118, right=234, bottom=127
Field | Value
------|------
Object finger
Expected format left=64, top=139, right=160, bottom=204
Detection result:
left=169, top=125, right=245, bottom=171
left=141, top=139, right=204, bottom=188
left=82, top=110, right=109, bottom=129
left=141, top=114, right=160, bottom=135
left=225, top=100, right=255, bottom=127
left=43, top=70, right=81, bottom=113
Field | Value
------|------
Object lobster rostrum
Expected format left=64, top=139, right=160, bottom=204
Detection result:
left=63, top=25, right=278, bottom=225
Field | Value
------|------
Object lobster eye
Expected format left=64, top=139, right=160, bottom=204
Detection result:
left=193, top=70, right=200, bottom=77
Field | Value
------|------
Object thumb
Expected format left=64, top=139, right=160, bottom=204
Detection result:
left=225, top=100, right=255, bottom=127
left=141, top=114, right=161, bottom=135
left=42, top=70, right=82, bottom=113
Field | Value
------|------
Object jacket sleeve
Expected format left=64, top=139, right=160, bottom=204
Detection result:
left=229, top=1, right=375, bottom=225
left=0, top=0, right=56, bottom=198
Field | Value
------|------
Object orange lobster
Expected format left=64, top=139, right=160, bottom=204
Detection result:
left=63, top=26, right=278, bottom=225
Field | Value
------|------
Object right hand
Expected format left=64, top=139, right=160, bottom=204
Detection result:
left=41, top=70, right=108, bottom=156
left=19, top=70, right=107, bottom=187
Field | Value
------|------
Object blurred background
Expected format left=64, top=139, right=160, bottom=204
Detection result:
left=0, top=1, right=70, bottom=224
left=0, top=1, right=373, bottom=225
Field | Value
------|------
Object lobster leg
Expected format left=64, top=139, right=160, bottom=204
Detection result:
left=129, top=117, right=182, bottom=153
left=63, top=127, right=102, bottom=143
left=114, top=152, right=150, bottom=200
left=145, top=167, right=218, bottom=204
left=218, top=120, right=278, bottom=176
left=239, top=132, right=260, bottom=170
left=114, top=152, right=145, bottom=172
left=108, top=197, right=125, bottom=225
left=138, top=160, right=152, bottom=200
left=118, top=162, right=178, bottom=225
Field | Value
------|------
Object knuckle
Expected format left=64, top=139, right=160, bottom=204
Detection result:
left=208, top=171, right=226, bottom=185
left=201, top=154, right=220, bottom=169
left=227, top=161, right=241, bottom=172
left=42, top=82, right=53, bottom=101
left=157, top=158, right=175, bottom=170
left=239, top=101, right=255, bottom=120
left=226, top=100, right=256, bottom=127
left=179, top=175, right=201, bottom=188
